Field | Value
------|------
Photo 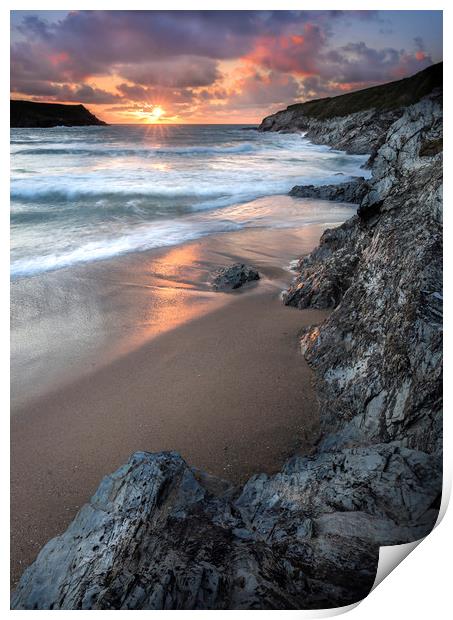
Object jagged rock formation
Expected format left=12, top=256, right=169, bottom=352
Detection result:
left=259, top=62, right=442, bottom=156
left=11, top=69, right=443, bottom=610
left=11, top=447, right=440, bottom=610
left=261, top=106, right=400, bottom=155
left=11, top=100, right=107, bottom=128
left=210, top=263, right=260, bottom=290
left=285, top=93, right=442, bottom=457
left=289, top=177, right=368, bottom=204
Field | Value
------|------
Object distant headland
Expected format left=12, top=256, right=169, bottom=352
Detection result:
left=10, top=100, right=108, bottom=128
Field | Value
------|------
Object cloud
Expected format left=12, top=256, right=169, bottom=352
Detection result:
left=56, top=84, right=122, bottom=103
left=228, top=69, right=302, bottom=107
left=11, top=78, right=121, bottom=104
left=10, top=10, right=441, bottom=121
left=243, top=23, right=325, bottom=76
left=118, top=57, right=220, bottom=88
left=116, top=82, right=195, bottom=105
left=299, top=75, right=357, bottom=99
left=320, top=40, right=433, bottom=84
left=10, top=10, right=372, bottom=81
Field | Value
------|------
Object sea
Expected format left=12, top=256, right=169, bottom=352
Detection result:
left=10, top=124, right=369, bottom=278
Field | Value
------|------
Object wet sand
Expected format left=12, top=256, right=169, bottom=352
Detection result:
left=11, top=224, right=331, bottom=586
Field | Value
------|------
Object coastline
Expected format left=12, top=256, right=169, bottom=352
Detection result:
left=11, top=222, right=334, bottom=586
left=10, top=63, right=443, bottom=611
left=11, top=202, right=354, bottom=410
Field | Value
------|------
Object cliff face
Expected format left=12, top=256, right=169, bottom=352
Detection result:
left=11, top=74, right=443, bottom=610
left=286, top=93, right=442, bottom=457
left=258, top=63, right=442, bottom=157
left=260, top=107, right=399, bottom=155
left=10, top=100, right=107, bottom=128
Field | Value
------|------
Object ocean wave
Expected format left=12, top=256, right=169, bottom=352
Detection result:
left=10, top=218, right=244, bottom=277
left=11, top=125, right=370, bottom=278
left=10, top=186, right=224, bottom=202
left=10, top=176, right=300, bottom=204
left=12, top=143, right=258, bottom=158
left=10, top=169, right=365, bottom=220
left=10, top=197, right=356, bottom=278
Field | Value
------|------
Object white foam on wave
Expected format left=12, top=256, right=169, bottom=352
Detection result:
left=11, top=125, right=368, bottom=278
left=10, top=197, right=356, bottom=278
left=10, top=218, right=244, bottom=277
left=11, top=168, right=367, bottom=203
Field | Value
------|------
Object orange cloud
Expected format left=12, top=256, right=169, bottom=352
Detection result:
left=240, top=24, right=324, bottom=77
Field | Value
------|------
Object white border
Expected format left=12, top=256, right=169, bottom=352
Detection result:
left=3, top=3, right=449, bottom=618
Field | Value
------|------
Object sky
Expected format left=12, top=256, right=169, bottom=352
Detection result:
left=10, top=10, right=443, bottom=124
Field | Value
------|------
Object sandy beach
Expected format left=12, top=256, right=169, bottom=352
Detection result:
left=11, top=222, right=334, bottom=585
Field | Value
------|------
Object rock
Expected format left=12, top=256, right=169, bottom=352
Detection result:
left=10, top=100, right=108, bottom=128
left=285, top=93, right=442, bottom=456
left=259, top=63, right=442, bottom=156
left=210, top=263, right=260, bottom=290
left=282, top=216, right=369, bottom=309
left=359, top=94, right=443, bottom=214
left=289, top=178, right=368, bottom=204
left=260, top=106, right=399, bottom=155
left=11, top=446, right=440, bottom=610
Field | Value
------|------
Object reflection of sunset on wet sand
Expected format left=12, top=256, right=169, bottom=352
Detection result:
left=11, top=222, right=333, bottom=584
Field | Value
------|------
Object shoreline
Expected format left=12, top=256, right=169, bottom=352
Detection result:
left=11, top=213, right=352, bottom=410
left=11, top=223, right=332, bottom=586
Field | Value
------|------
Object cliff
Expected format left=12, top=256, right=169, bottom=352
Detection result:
left=285, top=92, right=442, bottom=455
left=11, top=69, right=443, bottom=610
left=259, top=62, right=442, bottom=156
left=10, top=100, right=107, bottom=128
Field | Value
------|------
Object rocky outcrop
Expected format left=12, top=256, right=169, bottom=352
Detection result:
left=283, top=215, right=369, bottom=309
left=285, top=93, right=442, bottom=458
left=210, top=263, right=260, bottom=290
left=289, top=177, right=368, bottom=204
left=11, top=75, right=443, bottom=610
left=259, top=63, right=442, bottom=156
left=10, top=100, right=107, bottom=128
left=260, top=107, right=398, bottom=155
left=11, top=447, right=440, bottom=610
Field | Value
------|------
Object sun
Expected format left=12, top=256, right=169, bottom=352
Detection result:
left=124, top=104, right=178, bottom=124
left=147, top=106, right=164, bottom=123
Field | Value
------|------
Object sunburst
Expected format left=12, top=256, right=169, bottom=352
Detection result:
left=146, top=106, right=165, bottom=123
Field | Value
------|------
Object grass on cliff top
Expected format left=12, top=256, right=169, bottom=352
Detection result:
left=287, top=62, right=442, bottom=120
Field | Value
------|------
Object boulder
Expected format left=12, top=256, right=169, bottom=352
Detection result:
left=210, top=263, right=260, bottom=291
left=289, top=178, right=368, bottom=204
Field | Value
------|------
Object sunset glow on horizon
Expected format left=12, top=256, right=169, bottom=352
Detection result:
left=11, top=10, right=442, bottom=124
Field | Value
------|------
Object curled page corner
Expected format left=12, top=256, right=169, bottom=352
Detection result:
left=372, top=538, right=423, bottom=591
left=371, top=473, right=450, bottom=594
